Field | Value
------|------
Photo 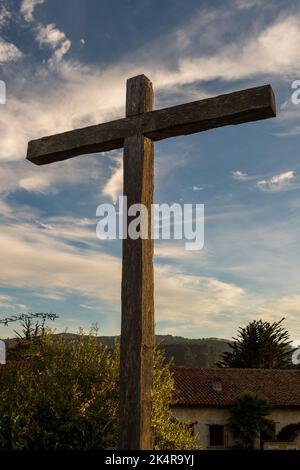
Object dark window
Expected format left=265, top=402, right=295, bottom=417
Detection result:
left=209, top=425, right=224, bottom=446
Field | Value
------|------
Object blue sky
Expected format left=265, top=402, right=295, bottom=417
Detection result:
left=1, top=0, right=300, bottom=340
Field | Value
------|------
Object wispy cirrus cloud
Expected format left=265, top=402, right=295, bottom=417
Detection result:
left=1, top=13, right=300, bottom=163
left=0, top=157, right=103, bottom=196
left=0, top=216, right=251, bottom=334
left=234, top=0, right=277, bottom=9
left=2, top=2, right=300, bottom=339
left=153, top=15, right=300, bottom=88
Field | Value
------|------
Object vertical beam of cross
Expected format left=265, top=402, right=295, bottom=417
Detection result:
left=119, top=75, right=155, bottom=449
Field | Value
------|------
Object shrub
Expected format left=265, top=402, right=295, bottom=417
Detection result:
left=0, top=331, right=195, bottom=450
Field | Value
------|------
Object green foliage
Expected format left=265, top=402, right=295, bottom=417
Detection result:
left=277, top=423, right=300, bottom=442
left=15, top=314, right=57, bottom=340
left=0, top=312, right=58, bottom=329
left=4, top=312, right=59, bottom=361
left=152, top=349, right=196, bottom=450
left=218, top=318, right=294, bottom=369
left=228, top=393, right=275, bottom=449
left=0, top=331, right=195, bottom=450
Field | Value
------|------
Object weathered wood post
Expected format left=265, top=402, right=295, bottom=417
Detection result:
left=119, top=75, right=155, bottom=450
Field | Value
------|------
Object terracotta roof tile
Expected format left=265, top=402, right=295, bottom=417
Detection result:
left=173, top=367, right=300, bottom=408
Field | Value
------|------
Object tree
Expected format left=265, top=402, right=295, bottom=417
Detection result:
left=217, top=318, right=294, bottom=369
left=0, top=330, right=195, bottom=450
left=0, top=312, right=58, bottom=333
left=228, top=393, right=275, bottom=449
left=0, top=312, right=58, bottom=361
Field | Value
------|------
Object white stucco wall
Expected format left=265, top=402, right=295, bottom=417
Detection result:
left=172, top=406, right=235, bottom=449
left=268, top=409, right=300, bottom=435
left=172, top=406, right=300, bottom=449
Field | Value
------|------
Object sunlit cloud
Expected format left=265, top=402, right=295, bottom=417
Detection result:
left=0, top=39, right=22, bottom=63
left=20, top=0, right=45, bottom=22
left=1, top=13, right=300, bottom=162
left=257, top=170, right=296, bottom=192
left=232, top=170, right=248, bottom=180
left=35, top=23, right=71, bottom=65
left=102, top=157, right=123, bottom=203
left=1, top=2, right=300, bottom=340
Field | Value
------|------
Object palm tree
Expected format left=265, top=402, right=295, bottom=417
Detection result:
left=228, top=393, right=275, bottom=449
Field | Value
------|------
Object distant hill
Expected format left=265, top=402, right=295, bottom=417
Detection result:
left=156, top=335, right=231, bottom=368
left=3, top=334, right=231, bottom=368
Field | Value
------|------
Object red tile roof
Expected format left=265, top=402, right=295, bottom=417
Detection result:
left=173, top=367, right=300, bottom=408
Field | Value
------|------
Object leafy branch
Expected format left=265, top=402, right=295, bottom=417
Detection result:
left=0, top=312, right=58, bottom=325
left=0, top=312, right=58, bottom=339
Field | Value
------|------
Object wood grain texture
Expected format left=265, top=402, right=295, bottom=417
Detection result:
left=119, top=75, right=155, bottom=450
left=27, top=84, right=276, bottom=165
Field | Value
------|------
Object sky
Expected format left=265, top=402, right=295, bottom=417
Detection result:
left=0, top=0, right=300, bottom=340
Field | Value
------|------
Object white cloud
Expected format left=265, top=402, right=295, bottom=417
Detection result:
left=0, top=6, right=11, bottom=28
left=20, top=3, right=71, bottom=66
left=153, top=16, right=300, bottom=89
left=35, top=23, right=71, bottom=65
left=102, top=157, right=123, bottom=203
left=0, top=217, right=248, bottom=331
left=155, top=242, right=207, bottom=261
left=274, top=96, right=300, bottom=135
left=255, top=294, right=300, bottom=339
left=0, top=62, right=128, bottom=162
left=234, top=0, right=274, bottom=9
left=0, top=157, right=103, bottom=196
left=257, top=170, right=296, bottom=192
left=49, top=39, right=71, bottom=65
left=34, top=217, right=98, bottom=248
left=2, top=3, right=300, bottom=339
left=0, top=39, right=22, bottom=63
left=0, top=12, right=293, bottom=172
left=0, top=200, right=12, bottom=217
left=20, top=0, right=45, bottom=22
left=1, top=204, right=300, bottom=337
left=0, top=293, right=29, bottom=321
left=36, top=23, right=66, bottom=48
left=0, top=223, right=121, bottom=303
left=232, top=170, right=248, bottom=180
left=2, top=13, right=300, bottom=163
left=0, top=294, right=12, bottom=302
left=192, top=185, right=203, bottom=191
left=155, top=265, right=246, bottom=328
left=80, top=304, right=99, bottom=311
left=275, top=126, right=300, bottom=137
left=33, top=290, right=65, bottom=301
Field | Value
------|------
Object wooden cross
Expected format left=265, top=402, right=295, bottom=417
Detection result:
left=26, top=74, right=276, bottom=450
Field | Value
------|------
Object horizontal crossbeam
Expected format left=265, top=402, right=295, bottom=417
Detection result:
left=27, top=85, right=276, bottom=165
